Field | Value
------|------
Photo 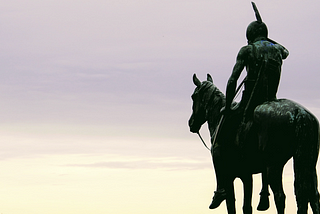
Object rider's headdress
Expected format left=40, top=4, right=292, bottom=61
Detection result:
left=246, top=2, right=268, bottom=44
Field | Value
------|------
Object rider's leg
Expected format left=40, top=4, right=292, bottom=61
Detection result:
left=209, top=145, right=227, bottom=209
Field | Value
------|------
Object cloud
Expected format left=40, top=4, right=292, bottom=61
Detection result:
left=64, top=157, right=211, bottom=170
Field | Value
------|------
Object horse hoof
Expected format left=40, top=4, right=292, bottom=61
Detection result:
left=209, top=191, right=227, bottom=209
left=257, top=195, right=269, bottom=211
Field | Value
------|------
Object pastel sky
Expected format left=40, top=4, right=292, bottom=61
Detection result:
left=0, top=0, right=320, bottom=213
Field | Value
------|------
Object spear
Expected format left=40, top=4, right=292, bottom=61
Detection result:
left=251, top=2, right=280, bottom=45
left=251, top=2, right=262, bottom=23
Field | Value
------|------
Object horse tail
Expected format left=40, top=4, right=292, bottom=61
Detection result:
left=293, top=111, right=320, bottom=213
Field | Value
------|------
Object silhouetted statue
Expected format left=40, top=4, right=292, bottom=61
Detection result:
left=189, top=74, right=320, bottom=214
left=188, top=2, right=320, bottom=214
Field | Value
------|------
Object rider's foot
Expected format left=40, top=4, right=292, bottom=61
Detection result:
left=257, top=193, right=270, bottom=211
left=209, top=190, right=227, bottom=209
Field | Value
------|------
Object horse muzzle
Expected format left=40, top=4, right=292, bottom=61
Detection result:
left=188, top=115, right=201, bottom=133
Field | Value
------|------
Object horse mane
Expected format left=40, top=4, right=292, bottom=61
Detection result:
left=197, top=81, right=226, bottom=137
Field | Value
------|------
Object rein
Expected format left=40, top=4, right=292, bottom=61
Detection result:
left=197, top=131, right=211, bottom=151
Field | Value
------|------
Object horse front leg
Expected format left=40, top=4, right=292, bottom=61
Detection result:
left=241, top=174, right=253, bottom=214
left=257, top=169, right=270, bottom=211
left=225, top=178, right=236, bottom=214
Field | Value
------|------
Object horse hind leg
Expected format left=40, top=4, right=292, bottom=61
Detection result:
left=310, top=172, right=320, bottom=214
left=268, top=166, right=286, bottom=214
left=309, top=132, right=320, bottom=214
left=293, top=119, right=320, bottom=214
left=257, top=169, right=270, bottom=211
left=294, top=158, right=320, bottom=214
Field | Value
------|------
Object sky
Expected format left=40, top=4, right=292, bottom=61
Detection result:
left=0, top=0, right=320, bottom=213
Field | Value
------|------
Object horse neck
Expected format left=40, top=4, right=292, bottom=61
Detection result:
left=204, top=87, right=226, bottom=137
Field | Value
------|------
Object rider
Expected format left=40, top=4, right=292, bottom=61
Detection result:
left=209, top=4, right=289, bottom=209
left=224, top=21, right=289, bottom=120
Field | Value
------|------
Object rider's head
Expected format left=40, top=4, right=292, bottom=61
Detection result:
left=246, top=21, right=268, bottom=44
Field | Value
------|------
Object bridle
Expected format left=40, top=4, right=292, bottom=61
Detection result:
left=195, top=78, right=246, bottom=151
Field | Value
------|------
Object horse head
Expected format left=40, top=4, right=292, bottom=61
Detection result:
left=188, top=73, right=215, bottom=133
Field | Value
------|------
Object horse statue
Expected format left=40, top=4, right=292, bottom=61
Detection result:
left=188, top=73, right=320, bottom=214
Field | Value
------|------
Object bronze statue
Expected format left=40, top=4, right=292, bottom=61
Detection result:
left=189, top=74, right=320, bottom=214
left=188, top=2, right=320, bottom=214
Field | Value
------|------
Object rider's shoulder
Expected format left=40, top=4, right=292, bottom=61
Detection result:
left=238, top=45, right=252, bottom=54
left=235, top=45, right=252, bottom=62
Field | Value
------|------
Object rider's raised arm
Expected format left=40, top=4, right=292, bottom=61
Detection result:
left=225, top=46, right=249, bottom=111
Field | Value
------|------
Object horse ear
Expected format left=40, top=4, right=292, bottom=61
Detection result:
left=193, top=74, right=201, bottom=87
left=207, top=74, right=213, bottom=83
